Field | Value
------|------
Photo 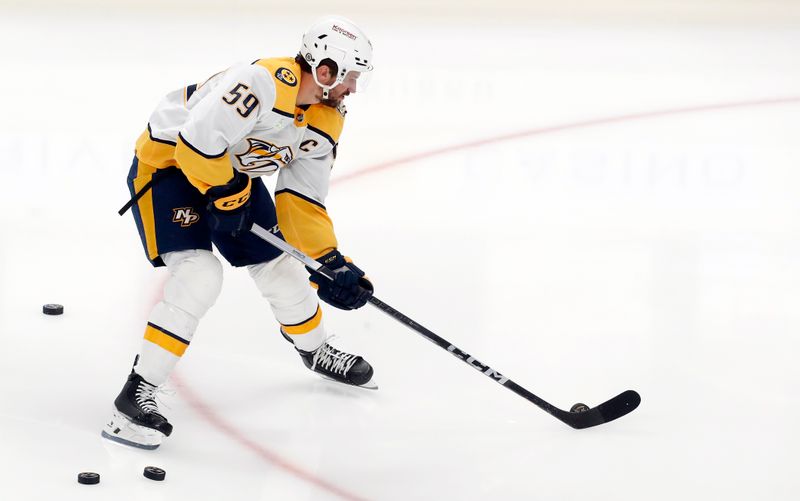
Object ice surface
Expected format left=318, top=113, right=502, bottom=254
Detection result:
left=1, top=3, right=799, bottom=500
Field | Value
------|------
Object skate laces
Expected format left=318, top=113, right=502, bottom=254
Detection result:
left=135, top=380, right=171, bottom=415
left=312, top=337, right=359, bottom=376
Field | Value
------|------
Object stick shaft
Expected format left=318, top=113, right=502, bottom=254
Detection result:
left=250, top=223, right=334, bottom=279
left=250, top=223, right=553, bottom=410
left=118, top=180, right=153, bottom=215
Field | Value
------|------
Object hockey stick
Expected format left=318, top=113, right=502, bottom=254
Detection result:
left=250, top=223, right=641, bottom=429
left=118, top=179, right=153, bottom=215
left=119, top=167, right=182, bottom=216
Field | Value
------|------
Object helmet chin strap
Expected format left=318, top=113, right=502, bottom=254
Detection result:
left=310, top=68, right=336, bottom=101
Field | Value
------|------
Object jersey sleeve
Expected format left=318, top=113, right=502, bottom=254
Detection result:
left=275, top=151, right=337, bottom=259
left=174, top=63, right=276, bottom=193
left=275, top=105, right=345, bottom=259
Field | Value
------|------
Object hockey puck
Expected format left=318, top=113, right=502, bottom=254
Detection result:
left=77, top=472, right=100, bottom=485
left=570, top=403, right=590, bottom=413
left=43, top=304, right=64, bottom=315
left=143, top=466, right=166, bottom=481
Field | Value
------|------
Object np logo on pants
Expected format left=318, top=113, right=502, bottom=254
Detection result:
left=172, top=207, right=200, bottom=227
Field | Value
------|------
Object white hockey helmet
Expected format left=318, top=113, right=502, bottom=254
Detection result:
left=300, top=16, right=374, bottom=98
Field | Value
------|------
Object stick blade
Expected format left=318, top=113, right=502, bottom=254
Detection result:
left=559, top=390, right=641, bottom=429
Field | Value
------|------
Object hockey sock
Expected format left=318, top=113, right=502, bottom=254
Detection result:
left=135, top=250, right=223, bottom=385
left=248, top=254, right=326, bottom=352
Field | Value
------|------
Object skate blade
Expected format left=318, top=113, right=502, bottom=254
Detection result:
left=319, top=374, right=379, bottom=390
left=101, top=409, right=165, bottom=450
left=101, top=430, right=160, bottom=450
left=358, top=378, right=379, bottom=390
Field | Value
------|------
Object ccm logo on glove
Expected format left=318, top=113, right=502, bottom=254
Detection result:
left=215, top=192, right=251, bottom=209
left=206, top=171, right=253, bottom=235
left=309, top=250, right=373, bottom=310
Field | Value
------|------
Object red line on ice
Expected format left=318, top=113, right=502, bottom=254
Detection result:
left=331, top=96, right=800, bottom=186
left=170, top=95, right=800, bottom=501
left=171, top=372, right=369, bottom=501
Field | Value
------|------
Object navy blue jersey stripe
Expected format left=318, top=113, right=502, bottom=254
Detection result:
left=185, top=83, right=198, bottom=101
left=306, top=125, right=336, bottom=147
left=147, top=123, right=177, bottom=146
left=178, top=132, right=227, bottom=159
left=272, top=107, right=294, bottom=118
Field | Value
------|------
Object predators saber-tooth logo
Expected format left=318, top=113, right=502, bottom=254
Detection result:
left=235, top=138, right=294, bottom=173
left=172, top=207, right=200, bottom=227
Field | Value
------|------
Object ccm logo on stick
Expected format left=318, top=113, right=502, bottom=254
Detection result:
left=447, top=345, right=509, bottom=384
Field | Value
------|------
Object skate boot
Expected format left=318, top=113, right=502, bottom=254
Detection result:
left=101, top=369, right=173, bottom=450
left=284, top=333, right=377, bottom=389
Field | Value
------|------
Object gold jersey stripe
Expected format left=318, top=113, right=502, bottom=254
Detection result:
left=133, top=174, right=159, bottom=261
left=305, top=104, right=345, bottom=145
left=281, top=306, right=323, bottom=335
left=130, top=158, right=160, bottom=260
left=276, top=190, right=338, bottom=259
left=253, top=57, right=301, bottom=116
left=135, top=128, right=177, bottom=170
left=174, top=134, right=234, bottom=194
left=143, top=323, right=190, bottom=357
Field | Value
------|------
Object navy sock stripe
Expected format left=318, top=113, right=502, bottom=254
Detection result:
left=146, top=322, right=190, bottom=345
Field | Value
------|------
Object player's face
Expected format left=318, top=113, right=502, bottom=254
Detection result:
left=320, top=71, right=360, bottom=107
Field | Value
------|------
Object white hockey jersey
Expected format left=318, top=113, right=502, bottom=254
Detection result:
left=134, top=57, right=345, bottom=259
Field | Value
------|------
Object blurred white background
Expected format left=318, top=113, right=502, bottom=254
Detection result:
left=1, top=1, right=799, bottom=500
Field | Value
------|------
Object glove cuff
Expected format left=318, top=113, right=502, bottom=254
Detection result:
left=316, top=249, right=346, bottom=270
left=208, top=171, right=252, bottom=211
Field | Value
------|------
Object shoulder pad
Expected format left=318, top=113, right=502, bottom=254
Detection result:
left=305, top=103, right=346, bottom=146
left=252, top=57, right=301, bottom=116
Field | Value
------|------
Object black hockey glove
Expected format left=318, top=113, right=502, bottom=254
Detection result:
left=206, top=170, right=253, bottom=236
left=309, top=250, right=374, bottom=310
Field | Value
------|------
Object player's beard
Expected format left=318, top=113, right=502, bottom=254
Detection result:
left=320, top=91, right=349, bottom=108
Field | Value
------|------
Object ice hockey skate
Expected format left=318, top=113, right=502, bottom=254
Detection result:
left=285, top=333, right=377, bottom=390
left=101, top=369, right=173, bottom=450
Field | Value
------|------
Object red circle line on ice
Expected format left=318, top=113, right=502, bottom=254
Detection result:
left=170, top=95, right=800, bottom=501
left=331, top=96, right=800, bottom=186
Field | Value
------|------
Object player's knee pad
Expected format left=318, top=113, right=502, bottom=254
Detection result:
left=160, top=249, right=224, bottom=320
left=247, top=254, right=318, bottom=323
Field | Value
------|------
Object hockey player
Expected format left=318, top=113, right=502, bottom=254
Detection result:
left=102, top=17, right=376, bottom=450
